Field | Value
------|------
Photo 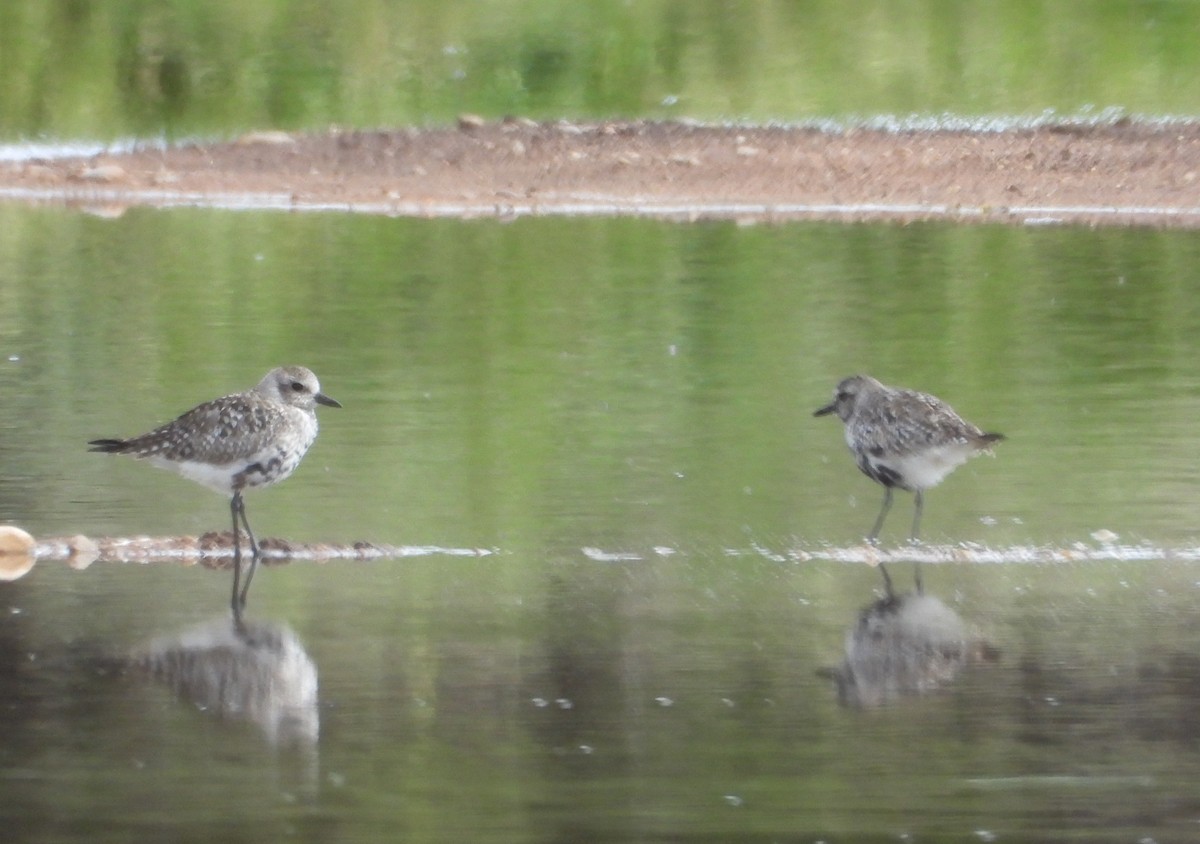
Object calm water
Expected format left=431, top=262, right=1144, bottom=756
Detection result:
left=5, top=2, right=1200, bottom=839
left=0, top=208, right=1199, bottom=841
left=4, top=0, right=1200, bottom=141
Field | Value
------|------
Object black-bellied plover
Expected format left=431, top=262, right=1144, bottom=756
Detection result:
left=89, top=366, right=341, bottom=615
left=815, top=374, right=1003, bottom=594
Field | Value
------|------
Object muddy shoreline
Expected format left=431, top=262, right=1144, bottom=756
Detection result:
left=3, top=119, right=1199, bottom=227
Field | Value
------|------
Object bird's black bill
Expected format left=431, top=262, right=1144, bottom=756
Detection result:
left=315, top=393, right=342, bottom=408
left=813, top=403, right=836, bottom=417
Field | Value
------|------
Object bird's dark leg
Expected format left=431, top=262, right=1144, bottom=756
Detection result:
left=911, top=489, right=925, bottom=594
left=877, top=561, right=896, bottom=599
left=230, top=492, right=244, bottom=619
left=868, top=487, right=896, bottom=598
left=868, top=486, right=893, bottom=544
left=232, top=491, right=261, bottom=611
left=910, top=489, right=924, bottom=544
left=234, top=492, right=259, bottom=557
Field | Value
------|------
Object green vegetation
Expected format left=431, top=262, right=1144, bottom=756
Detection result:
left=3, top=0, right=1200, bottom=140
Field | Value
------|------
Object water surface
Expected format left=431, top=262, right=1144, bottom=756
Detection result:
left=2, top=208, right=1200, bottom=840
left=4, top=0, right=1200, bottom=140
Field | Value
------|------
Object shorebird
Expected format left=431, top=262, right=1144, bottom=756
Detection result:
left=814, top=374, right=1004, bottom=594
left=89, top=366, right=341, bottom=615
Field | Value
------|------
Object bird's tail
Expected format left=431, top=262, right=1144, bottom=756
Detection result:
left=975, top=432, right=1006, bottom=453
left=88, top=438, right=129, bottom=453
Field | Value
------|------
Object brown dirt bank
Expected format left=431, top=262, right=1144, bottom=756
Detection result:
left=3, top=119, right=1200, bottom=227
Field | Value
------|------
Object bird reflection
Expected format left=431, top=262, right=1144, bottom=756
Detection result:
left=825, top=586, right=997, bottom=708
left=129, top=615, right=319, bottom=752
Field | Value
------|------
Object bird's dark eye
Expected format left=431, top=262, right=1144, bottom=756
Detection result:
left=290, top=381, right=305, bottom=392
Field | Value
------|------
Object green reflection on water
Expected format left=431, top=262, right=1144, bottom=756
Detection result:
left=2, top=207, right=1200, bottom=548
left=9, top=551, right=1200, bottom=843
left=4, top=0, right=1200, bottom=140
left=2, top=207, right=1200, bottom=841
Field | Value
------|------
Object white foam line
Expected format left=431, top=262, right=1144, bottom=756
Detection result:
left=582, top=546, right=644, bottom=562
left=0, top=110, right=1192, bottom=161
left=33, top=538, right=495, bottom=561
left=579, top=542, right=1200, bottom=565
left=35, top=536, right=1200, bottom=564
left=3, top=186, right=1199, bottom=224
left=769, top=108, right=1197, bottom=134
left=787, top=542, right=1181, bottom=565
left=0, top=138, right=163, bottom=162
left=391, top=545, right=496, bottom=558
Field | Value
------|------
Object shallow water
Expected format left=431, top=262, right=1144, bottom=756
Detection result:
left=2, top=208, right=1200, bottom=840
left=11, top=552, right=1200, bottom=842
left=7, top=3, right=1200, bottom=838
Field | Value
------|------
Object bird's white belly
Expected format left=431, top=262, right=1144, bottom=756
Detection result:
left=882, top=443, right=978, bottom=491
left=147, top=456, right=248, bottom=494
left=146, top=453, right=303, bottom=495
